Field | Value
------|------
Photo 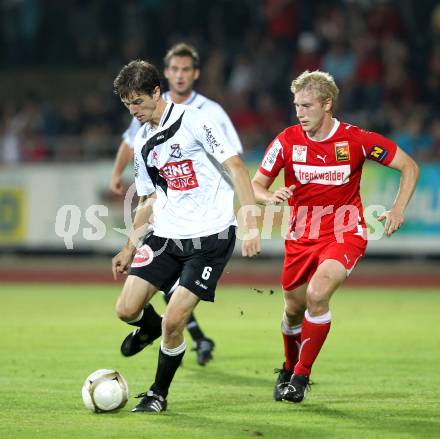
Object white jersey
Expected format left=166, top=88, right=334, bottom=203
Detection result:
left=123, top=91, right=242, bottom=154
left=133, top=102, right=238, bottom=239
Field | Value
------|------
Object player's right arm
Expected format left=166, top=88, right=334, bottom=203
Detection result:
left=112, top=140, right=156, bottom=279
left=110, top=140, right=134, bottom=195
left=251, top=136, right=294, bottom=205
left=252, top=171, right=295, bottom=205
left=112, top=193, right=157, bottom=279
left=110, top=117, right=141, bottom=195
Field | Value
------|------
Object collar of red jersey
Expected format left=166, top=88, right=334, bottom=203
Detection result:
left=306, top=118, right=340, bottom=142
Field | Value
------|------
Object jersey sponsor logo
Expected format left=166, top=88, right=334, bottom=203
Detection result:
left=134, top=156, right=140, bottom=177
left=131, top=244, right=154, bottom=268
left=292, top=144, right=307, bottom=162
left=203, top=124, right=221, bottom=153
left=335, top=141, right=350, bottom=161
left=159, top=160, right=199, bottom=191
left=262, top=139, right=282, bottom=172
left=316, top=154, right=327, bottom=163
left=294, top=164, right=350, bottom=185
left=170, top=144, right=182, bottom=159
left=369, top=145, right=388, bottom=162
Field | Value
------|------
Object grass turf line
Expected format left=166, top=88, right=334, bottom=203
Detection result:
left=0, top=284, right=439, bottom=439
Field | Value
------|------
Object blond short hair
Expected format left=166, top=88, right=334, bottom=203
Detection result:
left=290, top=70, right=339, bottom=111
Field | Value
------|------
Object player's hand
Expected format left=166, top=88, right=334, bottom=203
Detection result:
left=267, top=185, right=295, bottom=205
left=110, top=174, right=125, bottom=196
left=112, top=246, right=135, bottom=280
left=378, top=208, right=404, bottom=237
left=241, top=231, right=261, bottom=257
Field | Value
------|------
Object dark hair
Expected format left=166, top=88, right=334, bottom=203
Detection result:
left=113, top=60, right=161, bottom=98
left=163, top=42, right=200, bottom=68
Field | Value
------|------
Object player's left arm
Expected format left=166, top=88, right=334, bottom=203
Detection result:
left=378, top=147, right=419, bottom=236
left=223, top=155, right=261, bottom=257
left=194, top=110, right=260, bottom=256
left=214, top=104, right=243, bottom=154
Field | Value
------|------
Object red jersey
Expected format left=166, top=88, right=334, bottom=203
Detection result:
left=258, top=120, right=397, bottom=241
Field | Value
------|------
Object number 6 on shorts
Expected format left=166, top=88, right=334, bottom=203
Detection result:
left=201, top=266, right=212, bottom=280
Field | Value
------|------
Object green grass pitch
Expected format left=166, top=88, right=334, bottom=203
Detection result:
left=1, top=283, right=439, bottom=439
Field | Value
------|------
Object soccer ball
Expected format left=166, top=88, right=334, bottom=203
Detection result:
left=81, top=369, right=129, bottom=413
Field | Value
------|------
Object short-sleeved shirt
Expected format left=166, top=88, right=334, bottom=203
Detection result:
left=258, top=119, right=397, bottom=241
left=133, top=102, right=238, bottom=239
left=123, top=91, right=242, bottom=154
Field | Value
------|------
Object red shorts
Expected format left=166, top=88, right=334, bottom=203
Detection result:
left=282, top=233, right=367, bottom=291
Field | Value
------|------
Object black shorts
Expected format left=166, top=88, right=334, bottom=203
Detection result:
left=130, top=226, right=236, bottom=302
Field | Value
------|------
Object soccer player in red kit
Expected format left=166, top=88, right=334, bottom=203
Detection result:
left=252, top=70, right=419, bottom=403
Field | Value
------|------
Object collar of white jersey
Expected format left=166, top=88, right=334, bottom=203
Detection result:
left=162, top=90, right=200, bottom=106
left=306, top=118, right=340, bottom=142
left=142, top=101, right=175, bottom=138
left=158, top=102, right=175, bottom=127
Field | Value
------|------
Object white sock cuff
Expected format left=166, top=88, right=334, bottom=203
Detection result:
left=127, top=309, right=144, bottom=324
left=160, top=340, right=186, bottom=356
left=305, top=310, right=332, bottom=324
left=281, top=319, right=302, bottom=336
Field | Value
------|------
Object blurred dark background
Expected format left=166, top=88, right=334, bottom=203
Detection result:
left=2, top=0, right=440, bottom=163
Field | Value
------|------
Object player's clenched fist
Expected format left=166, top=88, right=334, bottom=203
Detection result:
left=242, top=233, right=261, bottom=257
left=112, top=246, right=135, bottom=279
left=377, top=208, right=405, bottom=237
left=267, top=185, right=296, bottom=205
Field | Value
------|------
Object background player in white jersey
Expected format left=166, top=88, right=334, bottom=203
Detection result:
left=111, top=43, right=242, bottom=365
left=112, top=60, right=260, bottom=413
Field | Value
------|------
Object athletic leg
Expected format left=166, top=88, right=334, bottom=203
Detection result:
left=115, top=275, right=162, bottom=357
left=274, top=284, right=307, bottom=400
left=132, top=286, right=199, bottom=412
left=284, top=259, right=346, bottom=402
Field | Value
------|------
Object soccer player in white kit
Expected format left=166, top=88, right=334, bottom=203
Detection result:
left=110, top=42, right=242, bottom=193
left=111, top=43, right=243, bottom=365
left=112, top=59, right=260, bottom=412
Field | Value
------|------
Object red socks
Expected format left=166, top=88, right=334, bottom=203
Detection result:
left=294, top=310, right=331, bottom=377
left=281, top=320, right=302, bottom=372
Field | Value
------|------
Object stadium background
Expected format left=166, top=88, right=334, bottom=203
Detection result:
left=0, top=0, right=439, bottom=282
left=0, top=2, right=439, bottom=438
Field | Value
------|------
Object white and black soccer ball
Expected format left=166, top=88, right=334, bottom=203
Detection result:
left=81, top=369, right=129, bottom=413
